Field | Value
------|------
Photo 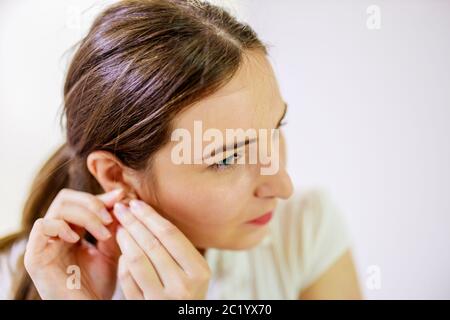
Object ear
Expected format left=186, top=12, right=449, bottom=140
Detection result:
left=86, top=150, right=139, bottom=197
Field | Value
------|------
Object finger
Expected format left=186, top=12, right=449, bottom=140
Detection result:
left=116, top=227, right=164, bottom=299
left=27, top=218, right=80, bottom=254
left=128, top=200, right=209, bottom=276
left=47, top=201, right=112, bottom=241
left=113, top=203, right=184, bottom=287
left=96, top=188, right=126, bottom=209
left=96, top=219, right=121, bottom=262
left=118, top=255, right=144, bottom=300
left=49, top=188, right=116, bottom=225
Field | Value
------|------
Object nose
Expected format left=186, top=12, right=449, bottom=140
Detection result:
left=254, top=166, right=294, bottom=199
left=254, top=130, right=294, bottom=199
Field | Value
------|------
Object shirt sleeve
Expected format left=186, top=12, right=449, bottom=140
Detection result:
left=296, top=189, right=353, bottom=293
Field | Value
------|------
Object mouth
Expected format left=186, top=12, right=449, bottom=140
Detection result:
left=246, top=210, right=274, bottom=225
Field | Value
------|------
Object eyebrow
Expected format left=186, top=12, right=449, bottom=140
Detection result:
left=203, top=102, right=288, bottom=161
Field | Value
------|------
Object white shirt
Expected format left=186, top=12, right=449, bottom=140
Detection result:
left=0, top=189, right=352, bottom=299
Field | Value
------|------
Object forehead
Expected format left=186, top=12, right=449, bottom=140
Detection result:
left=172, top=50, right=283, bottom=132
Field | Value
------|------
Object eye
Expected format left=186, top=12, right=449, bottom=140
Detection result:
left=209, top=152, right=242, bottom=171
left=277, top=120, right=288, bottom=128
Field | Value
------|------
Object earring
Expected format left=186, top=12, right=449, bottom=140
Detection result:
left=121, top=190, right=137, bottom=205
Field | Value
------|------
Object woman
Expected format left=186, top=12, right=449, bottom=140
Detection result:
left=0, top=0, right=361, bottom=299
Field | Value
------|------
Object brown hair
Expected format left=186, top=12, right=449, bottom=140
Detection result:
left=0, top=0, right=267, bottom=299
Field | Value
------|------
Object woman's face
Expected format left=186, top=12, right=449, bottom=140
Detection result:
left=138, top=50, right=293, bottom=251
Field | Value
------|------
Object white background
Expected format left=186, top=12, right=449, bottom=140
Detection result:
left=1, top=0, right=449, bottom=299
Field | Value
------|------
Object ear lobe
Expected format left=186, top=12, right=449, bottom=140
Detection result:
left=120, top=190, right=138, bottom=205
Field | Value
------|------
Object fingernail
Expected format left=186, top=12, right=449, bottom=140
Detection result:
left=68, top=230, right=80, bottom=242
left=114, top=202, right=128, bottom=218
left=129, top=199, right=142, bottom=210
left=110, top=188, right=124, bottom=197
left=116, top=227, right=125, bottom=239
left=100, top=225, right=112, bottom=239
left=100, top=208, right=113, bottom=224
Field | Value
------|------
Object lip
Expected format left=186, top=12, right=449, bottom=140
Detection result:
left=246, top=211, right=274, bottom=225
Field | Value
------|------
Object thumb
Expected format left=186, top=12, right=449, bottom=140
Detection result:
left=96, top=188, right=126, bottom=209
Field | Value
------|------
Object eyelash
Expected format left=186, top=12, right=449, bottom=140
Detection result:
left=209, top=119, right=286, bottom=172
left=209, top=151, right=243, bottom=171
left=278, top=120, right=288, bottom=128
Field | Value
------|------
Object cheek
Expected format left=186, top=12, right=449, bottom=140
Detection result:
left=155, top=170, right=253, bottom=227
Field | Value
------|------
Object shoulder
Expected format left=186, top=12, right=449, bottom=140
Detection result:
left=278, top=188, right=339, bottom=214
left=270, top=188, right=353, bottom=291
left=272, top=188, right=348, bottom=239
left=0, top=237, right=28, bottom=300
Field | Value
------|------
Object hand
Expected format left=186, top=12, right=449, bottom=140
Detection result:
left=24, top=188, right=126, bottom=299
left=113, top=200, right=211, bottom=300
